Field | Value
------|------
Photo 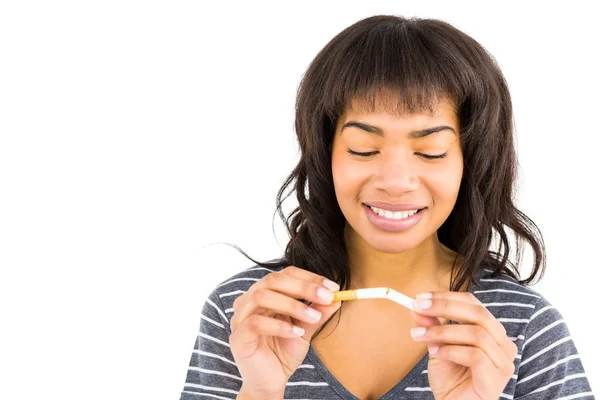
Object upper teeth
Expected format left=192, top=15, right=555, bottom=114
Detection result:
left=370, top=206, right=419, bottom=220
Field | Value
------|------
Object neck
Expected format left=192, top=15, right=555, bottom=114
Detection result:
left=344, top=225, right=459, bottom=297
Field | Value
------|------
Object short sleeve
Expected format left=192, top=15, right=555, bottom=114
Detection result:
left=514, top=296, right=594, bottom=399
left=179, top=290, right=242, bottom=400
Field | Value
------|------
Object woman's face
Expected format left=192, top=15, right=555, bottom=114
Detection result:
left=331, top=95, right=463, bottom=254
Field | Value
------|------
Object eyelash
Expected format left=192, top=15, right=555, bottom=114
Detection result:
left=347, top=149, right=447, bottom=159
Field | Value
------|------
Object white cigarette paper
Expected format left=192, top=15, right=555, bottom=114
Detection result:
left=386, top=288, right=415, bottom=311
left=354, top=287, right=389, bottom=299
left=333, top=287, right=415, bottom=311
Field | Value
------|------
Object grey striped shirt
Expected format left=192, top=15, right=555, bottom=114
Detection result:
left=180, top=265, right=595, bottom=399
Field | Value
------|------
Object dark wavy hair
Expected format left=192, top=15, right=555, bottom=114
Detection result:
left=237, top=14, right=545, bottom=295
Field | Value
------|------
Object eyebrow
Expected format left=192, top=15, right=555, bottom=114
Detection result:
left=341, top=121, right=456, bottom=139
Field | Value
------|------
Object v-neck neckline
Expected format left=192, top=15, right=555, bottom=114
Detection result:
left=304, top=268, right=485, bottom=399
left=306, top=344, right=430, bottom=399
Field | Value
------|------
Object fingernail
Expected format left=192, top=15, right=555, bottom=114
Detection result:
left=415, top=299, right=432, bottom=309
left=292, top=325, right=305, bottom=336
left=429, top=345, right=439, bottom=355
left=305, top=307, right=322, bottom=322
left=416, top=292, right=432, bottom=299
left=323, top=279, right=340, bottom=291
left=410, top=327, right=426, bottom=339
left=317, top=287, right=334, bottom=302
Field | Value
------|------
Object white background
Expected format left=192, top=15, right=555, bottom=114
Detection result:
left=1, top=1, right=598, bottom=399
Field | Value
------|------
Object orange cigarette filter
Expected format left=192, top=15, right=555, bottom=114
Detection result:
left=333, top=290, right=359, bottom=301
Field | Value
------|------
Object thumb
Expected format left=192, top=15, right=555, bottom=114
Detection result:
left=410, top=310, right=442, bottom=328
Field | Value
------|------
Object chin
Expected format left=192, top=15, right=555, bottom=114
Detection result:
left=363, top=232, right=425, bottom=254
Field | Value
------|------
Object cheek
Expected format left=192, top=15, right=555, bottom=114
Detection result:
left=422, top=158, right=463, bottom=203
left=332, top=156, right=371, bottom=196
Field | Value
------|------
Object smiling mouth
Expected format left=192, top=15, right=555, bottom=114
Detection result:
left=365, top=205, right=426, bottom=220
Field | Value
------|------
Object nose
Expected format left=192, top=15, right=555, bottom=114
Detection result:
left=374, top=153, right=419, bottom=196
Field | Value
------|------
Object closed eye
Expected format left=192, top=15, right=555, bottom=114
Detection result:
left=348, top=149, right=447, bottom=159
left=417, top=152, right=447, bottom=160
left=347, top=149, right=378, bottom=157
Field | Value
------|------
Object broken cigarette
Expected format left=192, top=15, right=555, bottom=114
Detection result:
left=332, top=287, right=415, bottom=311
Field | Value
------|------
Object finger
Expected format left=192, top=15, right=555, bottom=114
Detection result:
left=500, top=338, right=519, bottom=362
left=429, top=345, right=515, bottom=391
left=257, top=269, right=339, bottom=306
left=302, top=299, right=342, bottom=339
left=413, top=293, right=508, bottom=347
left=417, top=290, right=482, bottom=305
left=416, top=291, right=518, bottom=361
left=411, top=324, right=508, bottom=369
left=428, top=345, right=504, bottom=396
left=429, top=344, right=493, bottom=369
left=244, top=288, right=332, bottom=326
left=231, top=271, right=338, bottom=331
left=229, top=314, right=307, bottom=359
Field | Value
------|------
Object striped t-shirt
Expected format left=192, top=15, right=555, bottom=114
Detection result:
left=180, top=265, right=595, bottom=399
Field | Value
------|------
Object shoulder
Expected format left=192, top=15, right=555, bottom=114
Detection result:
left=471, top=267, right=543, bottom=308
left=213, top=263, right=285, bottom=295
left=203, top=263, right=286, bottom=325
left=471, top=267, right=570, bottom=346
left=471, top=267, right=559, bottom=321
left=472, top=269, right=597, bottom=396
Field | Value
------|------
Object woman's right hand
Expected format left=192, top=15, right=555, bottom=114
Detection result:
left=229, top=266, right=341, bottom=400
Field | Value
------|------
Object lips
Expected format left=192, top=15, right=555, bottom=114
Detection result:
left=363, top=203, right=426, bottom=232
left=363, top=202, right=427, bottom=212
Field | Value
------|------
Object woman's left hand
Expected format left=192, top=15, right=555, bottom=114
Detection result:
left=409, top=291, right=518, bottom=400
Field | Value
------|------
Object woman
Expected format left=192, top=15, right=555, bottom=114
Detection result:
left=180, top=15, right=594, bottom=400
